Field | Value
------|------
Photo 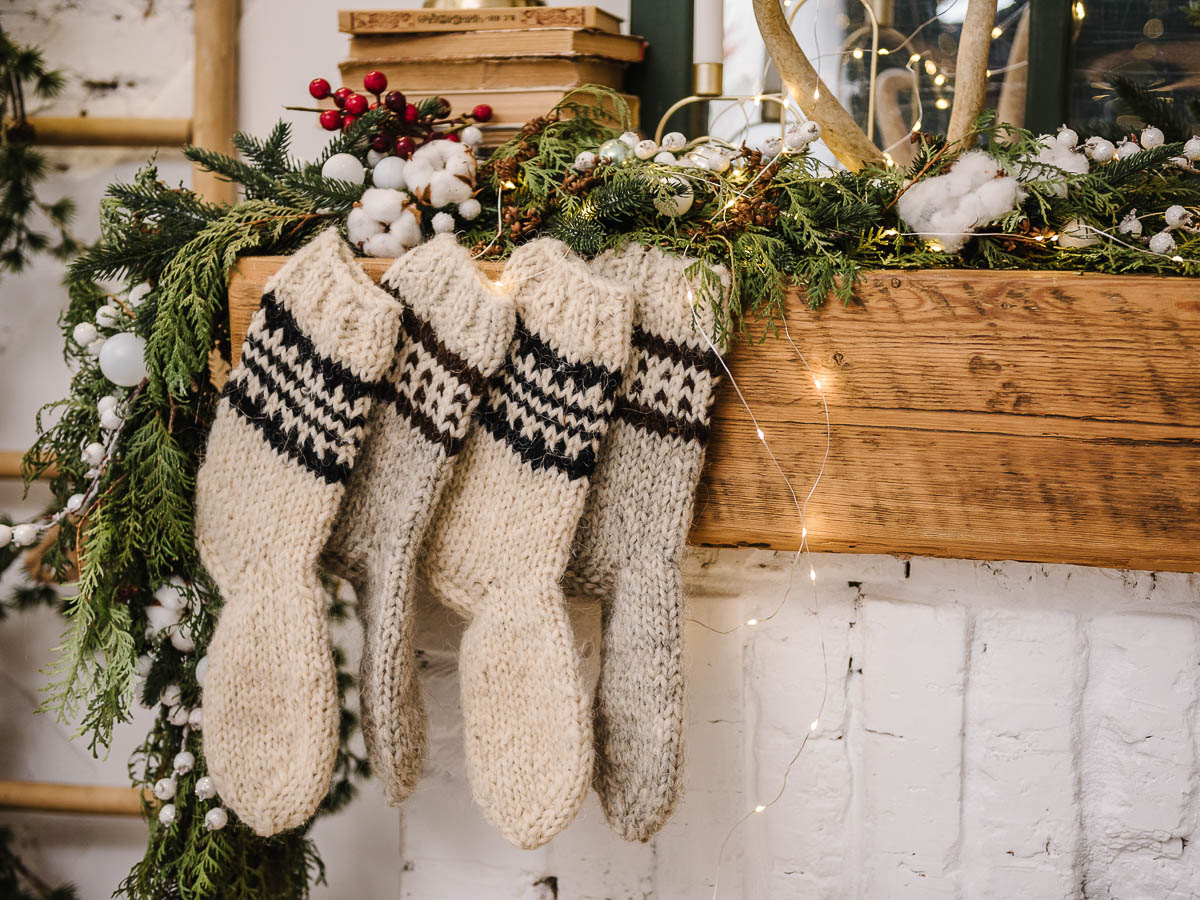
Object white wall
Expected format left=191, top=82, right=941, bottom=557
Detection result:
left=2, top=2, right=1199, bottom=899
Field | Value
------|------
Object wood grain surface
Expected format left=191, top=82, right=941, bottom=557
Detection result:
left=227, top=258, right=1200, bottom=571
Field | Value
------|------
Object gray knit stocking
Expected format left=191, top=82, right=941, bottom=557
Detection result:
left=420, top=239, right=631, bottom=849
left=195, top=229, right=401, bottom=836
left=324, top=235, right=514, bottom=805
left=569, top=245, right=727, bottom=841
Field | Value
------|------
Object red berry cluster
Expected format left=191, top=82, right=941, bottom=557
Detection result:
left=307, top=71, right=493, bottom=159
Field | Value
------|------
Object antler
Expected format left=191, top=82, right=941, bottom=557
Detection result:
left=752, top=0, right=884, bottom=171
left=946, top=0, right=998, bottom=145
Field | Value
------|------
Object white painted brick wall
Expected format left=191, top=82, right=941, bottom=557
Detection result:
left=3, top=2, right=1200, bottom=898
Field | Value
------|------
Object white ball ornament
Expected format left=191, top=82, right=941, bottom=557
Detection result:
left=72, top=322, right=99, bottom=346
left=188, top=707, right=204, bottom=730
left=461, top=125, right=483, bottom=147
left=1084, top=137, right=1115, bottom=163
left=654, top=177, right=694, bottom=218
left=100, top=409, right=123, bottom=431
left=160, top=683, right=182, bottom=708
left=321, top=152, right=366, bottom=184
left=82, top=442, right=105, bottom=466
left=95, top=305, right=122, bottom=329
left=573, top=150, right=597, bottom=173
left=372, top=156, right=408, bottom=190
left=170, top=624, right=196, bottom=654
left=153, top=777, right=177, bottom=800
left=653, top=150, right=677, bottom=165
left=1164, top=205, right=1192, bottom=229
left=195, top=776, right=217, bottom=800
left=98, top=332, right=148, bottom=386
left=169, top=705, right=191, bottom=726
left=1056, top=126, right=1079, bottom=148
left=204, top=807, right=229, bottom=832
left=66, top=493, right=85, bottom=513
left=1184, top=137, right=1200, bottom=161
left=135, top=654, right=153, bottom=679
left=128, top=283, right=152, bottom=307
left=158, top=803, right=177, bottom=827
left=12, top=524, right=38, bottom=547
left=1149, top=231, right=1177, bottom=255
left=661, top=132, right=687, bottom=152
left=173, top=751, right=195, bottom=775
left=1115, top=139, right=1139, bottom=160
left=194, top=655, right=208, bottom=687
left=431, top=211, right=455, bottom=234
left=1141, top=126, right=1165, bottom=149
left=598, top=139, right=630, bottom=164
left=146, top=603, right=181, bottom=635
left=0, top=524, right=11, bottom=548
left=457, top=198, right=482, bottom=221
left=634, top=139, right=658, bottom=160
left=366, top=149, right=387, bottom=169
left=619, top=130, right=640, bottom=147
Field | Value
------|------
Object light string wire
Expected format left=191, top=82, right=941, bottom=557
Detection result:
left=684, top=290, right=832, bottom=898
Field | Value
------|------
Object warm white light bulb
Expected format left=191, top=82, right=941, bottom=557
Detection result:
left=810, top=719, right=820, bottom=731
left=756, top=428, right=765, bottom=441
left=934, top=74, right=946, bottom=86
left=852, top=48, right=864, bottom=60
left=746, top=618, right=759, bottom=626
left=878, top=47, right=889, bottom=55
left=991, top=26, right=1003, bottom=38
left=909, top=53, right=921, bottom=64
left=801, top=526, right=808, bottom=539
left=809, top=567, right=817, bottom=581
left=754, top=804, right=766, bottom=813
left=813, top=377, right=821, bottom=390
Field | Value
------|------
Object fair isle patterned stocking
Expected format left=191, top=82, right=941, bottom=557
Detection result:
left=420, top=238, right=631, bottom=849
left=323, top=235, right=514, bottom=805
left=569, top=246, right=728, bottom=842
left=195, top=229, right=401, bottom=836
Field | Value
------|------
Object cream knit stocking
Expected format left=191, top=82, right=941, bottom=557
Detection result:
left=569, top=246, right=727, bottom=841
left=324, top=235, right=514, bottom=805
left=195, top=228, right=400, bottom=836
left=421, top=238, right=630, bottom=849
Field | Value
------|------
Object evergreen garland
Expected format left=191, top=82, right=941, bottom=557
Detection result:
left=16, top=85, right=1200, bottom=898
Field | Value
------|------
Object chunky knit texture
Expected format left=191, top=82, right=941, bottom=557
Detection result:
left=324, top=235, right=514, bottom=805
left=195, top=229, right=401, bottom=837
left=568, top=246, right=728, bottom=842
left=421, top=238, right=631, bottom=849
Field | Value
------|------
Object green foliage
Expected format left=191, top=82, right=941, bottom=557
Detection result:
left=0, top=826, right=78, bottom=900
left=1104, top=75, right=1198, bottom=142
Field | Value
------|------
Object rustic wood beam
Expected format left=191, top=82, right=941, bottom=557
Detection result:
left=192, top=0, right=240, bottom=203
left=25, top=117, right=192, bottom=146
left=0, top=779, right=147, bottom=816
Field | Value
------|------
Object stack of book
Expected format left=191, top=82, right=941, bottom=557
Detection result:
left=338, top=6, right=645, bottom=144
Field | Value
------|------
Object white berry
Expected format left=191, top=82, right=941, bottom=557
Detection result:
left=634, top=139, right=658, bottom=160
left=1141, top=126, right=1165, bottom=149
left=87, top=337, right=106, bottom=357
left=173, top=751, right=195, bottom=775
left=188, top=707, right=204, bottom=730
left=195, top=776, right=217, bottom=801
left=573, top=150, right=597, bottom=173
left=100, top=409, right=123, bottom=431
left=321, top=152, right=366, bottom=184
left=145, top=604, right=181, bottom=635
left=431, top=211, right=455, bottom=234
left=1149, top=231, right=1177, bottom=255
left=204, top=807, right=229, bottom=831
left=169, top=705, right=190, bottom=726
left=169, top=624, right=196, bottom=654
left=1164, top=205, right=1191, bottom=228
left=372, top=156, right=407, bottom=190
left=461, top=125, right=483, bottom=147
left=134, top=654, right=153, bottom=679
left=97, top=395, right=119, bottom=415
left=12, top=524, right=38, bottom=547
left=95, top=305, right=122, bottom=329
left=81, top=442, right=105, bottom=466
left=661, top=132, right=687, bottom=152
left=619, top=130, right=640, bottom=147
left=653, top=151, right=677, bottom=165
left=457, top=198, right=481, bottom=221
left=0, top=524, right=11, bottom=548
left=65, top=493, right=85, bottom=513
left=194, top=655, right=208, bottom=687
left=127, top=283, right=152, bottom=307
left=158, top=803, right=176, bottom=826
left=153, top=777, right=177, bottom=800
left=1184, top=137, right=1200, bottom=161
left=760, top=136, right=783, bottom=158
left=1084, top=137, right=1115, bottom=163
left=654, top=177, right=694, bottom=218
left=155, top=578, right=188, bottom=611
left=72, top=322, right=99, bottom=345
left=1116, top=139, right=1139, bottom=160
left=160, top=684, right=182, bottom=708
left=1119, top=211, right=1143, bottom=237
left=1056, top=126, right=1079, bottom=148
left=786, top=120, right=822, bottom=149
left=705, top=150, right=731, bottom=173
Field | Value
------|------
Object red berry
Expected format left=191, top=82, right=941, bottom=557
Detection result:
left=394, top=136, right=416, bottom=158
left=404, top=103, right=420, bottom=124
left=309, top=78, right=331, bottom=100
left=344, top=93, right=368, bottom=115
left=471, top=103, right=493, bottom=123
left=341, top=113, right=358, bottom=130
left=363, top=70, right=388, bottom=94
left=385, top=91, right=407, bottom=113
left=319, top=109, right=343, bottom=131
left=333, top=87, right=353, bottom=109
left=369, top=101, right=379, bottom=110
left=445, top=132, right=461, bottom=142
left=370, top=133, right=390, bottom=152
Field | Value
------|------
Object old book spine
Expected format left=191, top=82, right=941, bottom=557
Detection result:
left=338, top=7, right=620, bottom=35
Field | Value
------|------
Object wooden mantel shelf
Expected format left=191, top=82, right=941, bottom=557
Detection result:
left=228, top=257, right=1200, bottom=573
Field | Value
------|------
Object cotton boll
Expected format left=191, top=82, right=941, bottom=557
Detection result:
left=346, top=207, right=384, bottom=247
left=146, top=604, right=182, bottom=635
left=391, top=208, right=424, bottom=247
left=973, top=176, right=1022, bottom=221
left=431, top=211, right=455, bottom=234
left=360, top=188, right=408, bottom=224
left=372, top=156, right=408, bottom=190
left=1141, top=126, right=1165, bottom=149
left=898, top=153, right=1021, bottom=252
left=457, top=197, right=482, bottom=221
left=443, top=152, right=475, bottom=180
left=953, top=149, right=1001, bottom=186
left=1149, top=230, right=1177, bottom=255
left=403, top=160, right=434, bottom=198
left=1057, top=217, right=1100, bottom=248
left=363, top=230, right=407, bottom=258
left=128, top=283, right=152, bottom=307
left=429, top=171, right=473, bottom=207
left=413, top=142, right=451, bottom=167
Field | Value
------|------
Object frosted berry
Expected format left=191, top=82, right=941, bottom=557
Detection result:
left=333, top=87, right=353, bottom=109
left=319, top=109, right=343, bottom=131
left=363, top=70, right=387, bottom=94
left=344, top=93, right=368, bottom=115
left=385, top=91, right=407, bottom=113
left=404, top=103, right=420, bottom=124
left=472, top=103, right=493, bottom=122
left=341, top=114, right=358, bottom=130
left=394, top=136, right=416, bottom=157
left=370, top=133, right=390, bottom=152
left=308, top=78, right=331, bottom=100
